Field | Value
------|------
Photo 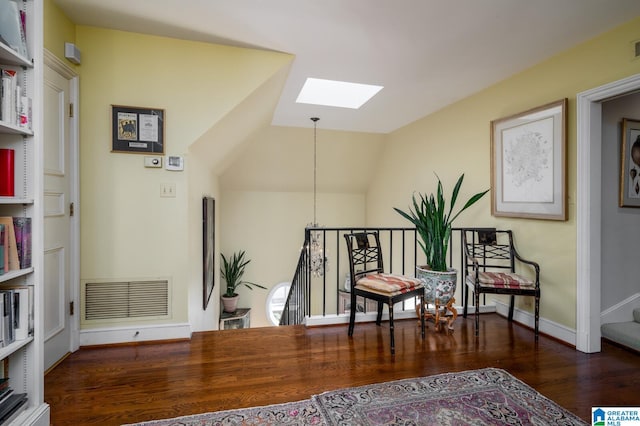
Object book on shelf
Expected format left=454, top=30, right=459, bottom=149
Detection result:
left=18, top=94, right=30, bottom=129
left=18, top=8, right=27, bottom=59
left=0, top=392, right=27, bottom=424
left=2, top=286, right=30, bottom=340
left=0, top=149, right=14, bottom=197
left=0, top=387, right=11, bottom=406
left=0, top=224, right=4, bottom=275
left=0, top=218, right=17, bottom=272
left=0, top=374, right=28, bottom=425
left=0, top=362, right=29, bottom=424
left=0, top=294, right=5, bottom=347
left=0, top=291, right=13, bottom=347
left=0, top=223, right=6, bottom=274
left=0, top=69, right=18, bottom=126
left=12, top=288, right=28, bottom=340
left=12, top=217, right=30, bottom=269
left=0, top=0, right=28, bottom=58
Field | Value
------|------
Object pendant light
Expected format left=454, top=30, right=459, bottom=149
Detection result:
left=308, top=117, right=326, bottom=277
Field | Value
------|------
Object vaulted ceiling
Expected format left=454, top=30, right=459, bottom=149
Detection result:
left=54, top=0, right=640, bottom=133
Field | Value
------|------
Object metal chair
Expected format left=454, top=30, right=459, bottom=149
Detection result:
left=462, top=228, right=541, bottom=340
left=344, top=231, right=425, bottom=354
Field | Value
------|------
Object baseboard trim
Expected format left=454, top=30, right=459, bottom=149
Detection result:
left=79, top=323, right=191, bottom=346
left=493, top=299, right=576, bottom=346
left=601, top=292, right=640, bottom=324
left=45, top=352, right=71, bottom=375
left=305, top=304, right=496, bottom=327
left=14, top=402, right=49, bottom=426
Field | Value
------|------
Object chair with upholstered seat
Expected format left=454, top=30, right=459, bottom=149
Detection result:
left=462, top=228, right=541, bottom=340
left=344, top=231, right=425, bottom=355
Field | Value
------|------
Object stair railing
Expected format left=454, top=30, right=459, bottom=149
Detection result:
left=280, top=227, right=425, bottom=325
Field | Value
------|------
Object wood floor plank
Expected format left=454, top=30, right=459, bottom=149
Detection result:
left=44, top=314, right=640, bottom=425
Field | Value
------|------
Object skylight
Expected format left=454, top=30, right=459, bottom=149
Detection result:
left=296, top=78, right=383, bottom=109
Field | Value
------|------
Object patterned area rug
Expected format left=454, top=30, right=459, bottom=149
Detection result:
left=312, top=367, right=587, bottom=425
left=125, top=368, right=587, bottom=426
left=124, top=399, right=323, bottom=425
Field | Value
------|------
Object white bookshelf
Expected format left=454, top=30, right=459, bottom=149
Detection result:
left=0, top=0, right=48, bottom=424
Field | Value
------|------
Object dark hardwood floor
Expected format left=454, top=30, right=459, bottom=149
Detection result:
left=44, top=313, right=640, bottom=425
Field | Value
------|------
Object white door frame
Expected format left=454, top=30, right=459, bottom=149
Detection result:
left=43, top=49, right=80, bottom=353
left=576, top=73, right=640, bottom=353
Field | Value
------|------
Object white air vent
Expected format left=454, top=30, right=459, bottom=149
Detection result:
left=83, top=279, right=170, bottom=322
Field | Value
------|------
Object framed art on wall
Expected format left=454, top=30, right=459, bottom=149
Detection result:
left=619, top=118, right=640, bottom=207
left=203, top=196, right=215, bottom=310
left=111, top=105, right=165, bottom=154
left=490, top=99, right=568, bottom=220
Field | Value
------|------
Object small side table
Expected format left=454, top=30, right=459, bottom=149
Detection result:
left=220, top=308, right=251, bottom=330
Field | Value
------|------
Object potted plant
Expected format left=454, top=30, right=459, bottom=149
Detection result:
left=220, top=251, right=266, bottom=313
left=394, top=174, right=489, bottom=316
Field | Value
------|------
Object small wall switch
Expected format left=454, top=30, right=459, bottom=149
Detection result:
left=160, top=183, right=176, bottom=198
left=144, top=156, right=163, bottom=168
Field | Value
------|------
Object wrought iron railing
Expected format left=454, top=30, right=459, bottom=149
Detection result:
left=278, top=240, right=310, bottom=326
left=279, top=227, right=469, bottom=326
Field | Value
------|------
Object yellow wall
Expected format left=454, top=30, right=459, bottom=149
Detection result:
left=368, top=16, right=640, bottom=329
left=220, top=126, right=385, bottom=192
left=218, top=125, right=385, bottom=326
left=43, top=0, right=76, bottom=62
left=44, top=5, right=640, bottom=335
left=185, top=151, right=219, bottom=329
left=74, top=26, right=292, bottom=329
left=188, top=67, right=292, bottom=329
left=220, top=190, right=366, bottom=326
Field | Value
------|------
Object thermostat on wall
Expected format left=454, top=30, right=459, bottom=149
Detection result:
left=165, top=156, right=184, bottom=171
left=144, top=156, right=162, bottom=168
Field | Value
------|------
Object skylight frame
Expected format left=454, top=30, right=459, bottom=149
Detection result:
left=296, top=78, right=383, bottom=109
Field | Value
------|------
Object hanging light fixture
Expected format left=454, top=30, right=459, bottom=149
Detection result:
left=308, top=117, right=327, bottom=277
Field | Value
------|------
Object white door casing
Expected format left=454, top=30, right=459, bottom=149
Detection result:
left=43, top=51, right=79, bottom=370
left=576, top=72, right=640, bottom=353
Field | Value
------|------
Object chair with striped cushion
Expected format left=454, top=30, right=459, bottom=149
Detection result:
left=462, top=228, right=541, bottom=340
left=344, top=232, right=425, bottom=355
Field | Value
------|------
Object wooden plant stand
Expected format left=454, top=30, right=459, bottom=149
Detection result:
left=416, top=297, right=458, bottom=332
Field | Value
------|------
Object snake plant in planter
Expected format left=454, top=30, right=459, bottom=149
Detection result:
left=220, top=251, right=266, bottom=313
left=394, top=174, right=489, bottom=315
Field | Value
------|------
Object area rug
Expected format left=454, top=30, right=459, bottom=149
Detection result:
left=312, top=367, right=587, bottom=425
left=125, top=368, right=587, bottom=425
left=124, top=399, right=323, bottom=425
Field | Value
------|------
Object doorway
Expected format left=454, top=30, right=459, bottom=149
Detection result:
left=576, top=73, right=640, bottom=353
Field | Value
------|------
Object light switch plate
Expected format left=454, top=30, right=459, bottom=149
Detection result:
left=160, top=183, right=176, bottom=198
